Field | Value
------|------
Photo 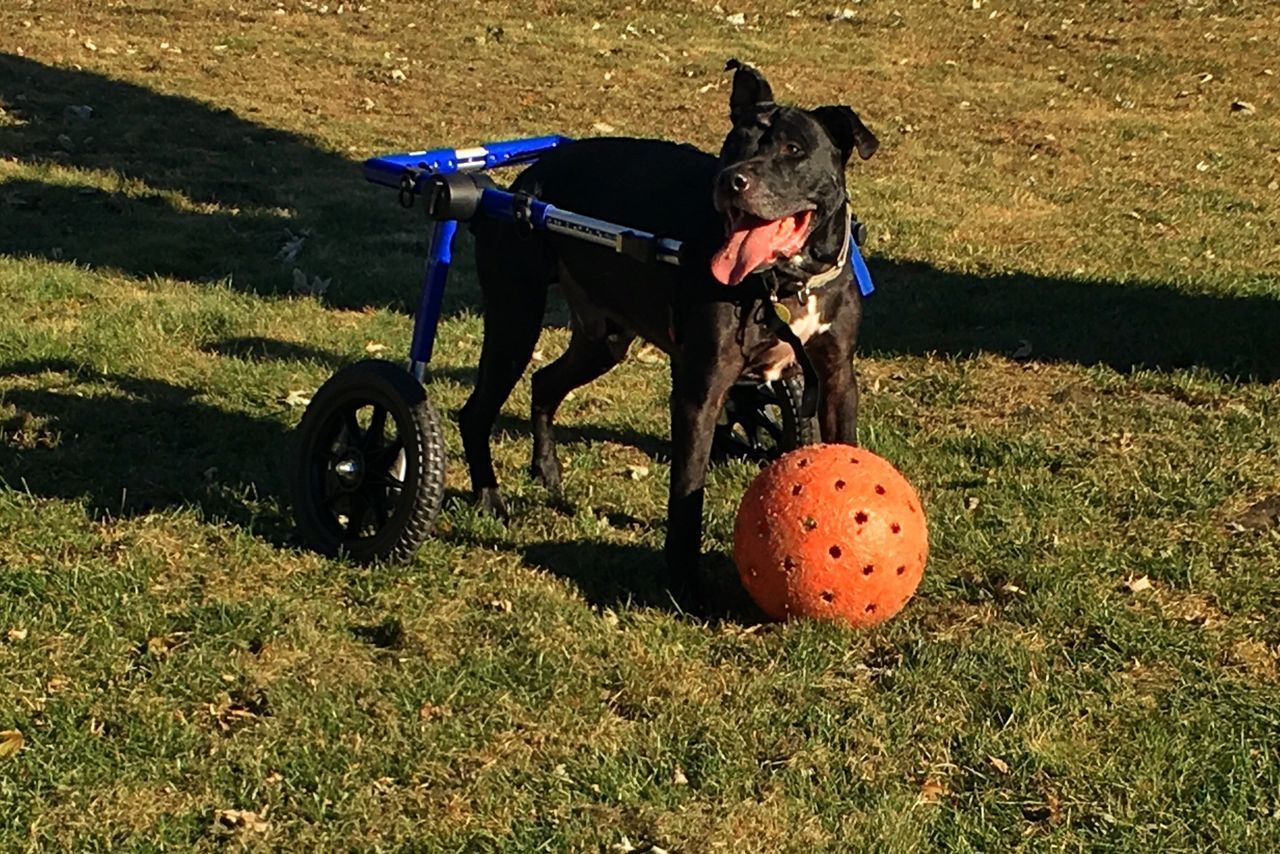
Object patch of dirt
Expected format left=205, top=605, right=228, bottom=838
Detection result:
left=1225, top=638, right=1276, bottom=678
left=1156, top=590, right=1226, bottom=629
left=1233, top=495, right=1280, bottom=532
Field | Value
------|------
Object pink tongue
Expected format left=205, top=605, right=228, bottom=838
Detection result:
left=710, top=210, right=813, bottom=286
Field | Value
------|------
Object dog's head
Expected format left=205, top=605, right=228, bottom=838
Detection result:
left=710, top=60, right=878, bottom=287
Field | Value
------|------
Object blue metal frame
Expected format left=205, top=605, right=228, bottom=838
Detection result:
left=408, top=219, right=457, bottom=373
left=363, top=135, right=572, bottom=189
left=365, top=135, right=874, bottom=380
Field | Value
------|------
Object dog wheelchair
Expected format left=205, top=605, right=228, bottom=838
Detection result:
left=290, top=136, right=875, bottom=562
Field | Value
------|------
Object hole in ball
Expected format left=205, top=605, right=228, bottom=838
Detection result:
left=865, top=603, right=877, bottom=614
left=835, top=479, right=846, bottom=490
left=850, top=457, right=860, bottom=464
left=891, top=522, right=901, bottom=534
left=829, top=545, right=842, bottom=559
left=784, top=556, right=798, bottom=572
left=802, top=517, right=817, bottom=531
left=862, top=564, right=874, bottom=576
left=792, top=484, right=803, bottom=496
left=799, top=458, right=811, bottom=468
left=875, top=484, right=886, bottom=495
left=821, top=590, right=835, bottom=603
left=854, top=511, right=869, bottom=525
left=896, top=565, right=906, bottom=575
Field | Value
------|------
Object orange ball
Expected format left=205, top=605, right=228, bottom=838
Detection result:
left=733, top=444, right=928, bottom=626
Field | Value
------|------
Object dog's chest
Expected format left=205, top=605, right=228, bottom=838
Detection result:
left=753, top=294, right=832, bottom=381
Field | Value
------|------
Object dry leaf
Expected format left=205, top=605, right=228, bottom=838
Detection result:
left=282, top=390, right=312, bottom=408
left=1124, top=575, right=1153, bottom=594
left=292, top=268, right=331, bottom=297
left=964, top=496, right=980, bottom=511
left=485, top=598, right=513, bottom=614
left=919, top=777, right=948, bottom=804
left=275, top=231, right=306, bottom=263
left=592, top=122, right=616, bottom=134
left=364, top=341, right=388, bottom=354
left=418, top=703, right=451, bottom=721
left=626, top=464, right=650, bottom=480
left=1230, top=100, right=1255, bottom=114
left=146, top=635, right=171, bottom=657
left=634, top=344, right=664, bottom=364
left=672, top=766, right=689, bottom=785
left=989, top=755, right=1010, bottom=775
left=725, top=12, right=746, bottom=25
left=214, top=808, right=270, bottom=834
left=0, top=730, right=23, bottom=758
left=6, top=628, right=27, bottom=642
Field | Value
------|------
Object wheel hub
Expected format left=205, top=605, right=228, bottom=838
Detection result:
left=333, top=451, right=365, bottom=487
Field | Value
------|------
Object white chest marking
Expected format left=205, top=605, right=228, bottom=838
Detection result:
left=761, top=295, right=832, bottom=381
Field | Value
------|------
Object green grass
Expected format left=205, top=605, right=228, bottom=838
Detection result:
left=2, top=0, right=1280, bottom=849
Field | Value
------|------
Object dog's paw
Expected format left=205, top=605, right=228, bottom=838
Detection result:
left=473, top=487, right=509, bottom=521
left=530, top=458, right=563, bottom=502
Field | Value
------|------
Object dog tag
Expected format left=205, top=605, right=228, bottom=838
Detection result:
left=772, top=302, right=792, bottom=325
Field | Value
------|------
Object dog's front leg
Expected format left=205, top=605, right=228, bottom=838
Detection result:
left=808, top=329, right=859, bottom=445
left=664, top=348, right=743, bottom=604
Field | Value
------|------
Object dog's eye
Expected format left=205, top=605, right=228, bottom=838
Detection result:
left=782, top=141, right=803, bottom=157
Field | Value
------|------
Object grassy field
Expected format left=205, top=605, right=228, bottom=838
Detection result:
left=2, top=0, right=1279, bottom=849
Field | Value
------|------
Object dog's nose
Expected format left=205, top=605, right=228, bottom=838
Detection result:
left=730, top=171, right=750, bottom=193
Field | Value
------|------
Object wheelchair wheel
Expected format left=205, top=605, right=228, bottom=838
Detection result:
left=712, top=375, right=819, bottom=463
left=291, top=359, right=446, bottom=563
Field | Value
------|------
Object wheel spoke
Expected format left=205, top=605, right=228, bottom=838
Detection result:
left=342, top=408, right=363, bottom=446
left=369, top=486, right=391, bottom=527
left=758, top=409, right=784, bottom=444
left=323, top=469, right=345, bottom=500
left=362, top=406, right=388, bottom=454
left=369, top=437, right=404, bottom=473
left=346, top=490, right=371, bottom=536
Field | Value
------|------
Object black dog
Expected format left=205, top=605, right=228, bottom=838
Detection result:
left=461, top=60, right=878, bottom=606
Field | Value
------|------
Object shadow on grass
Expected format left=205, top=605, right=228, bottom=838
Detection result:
left=0, top=359, right=292, bottom=543
left=863, top=259, right=1280, bottom=382
left=200, top=336, right=348, bottom=368
left=0, top=53, right=483, bottom=315
left=519, top=540, right=768, bottom=623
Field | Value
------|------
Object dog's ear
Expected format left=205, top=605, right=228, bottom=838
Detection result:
left=725, top=58, right=775, bottom=125
left=812, top=105, right=879, bottom=162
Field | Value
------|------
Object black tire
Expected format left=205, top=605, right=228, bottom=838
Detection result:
left=291, top=359, right=446, bottom=563
left=711, top=375, right=820, bottom=463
